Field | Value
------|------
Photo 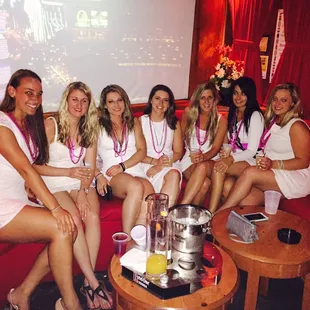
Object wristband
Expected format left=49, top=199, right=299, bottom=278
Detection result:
left=50, top=205, right=61, bottom=212
left=95, top=172, right=102, bottom=180
left=119, top=162, right=126, bottom=172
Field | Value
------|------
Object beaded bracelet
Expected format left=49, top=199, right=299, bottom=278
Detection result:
left=50, top=205, right=61, bottom=212
left=95, top=172, right=102, bottom=180
left=119, top=162, right=126, bottom=172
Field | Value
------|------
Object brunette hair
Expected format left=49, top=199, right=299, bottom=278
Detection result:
left=184, top=81, right=219, bottom=146
left=98, top=84, right=134, bottom=136
left=0, top=69, right=48, bottom=164
left=143, top=84, right=178, bottom=130
left=57, top=81, right=99, bottom=147
left=265, top=83, right=302, bottom=128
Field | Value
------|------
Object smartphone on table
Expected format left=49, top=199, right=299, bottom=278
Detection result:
left=242, top=212, right=269, bottom=223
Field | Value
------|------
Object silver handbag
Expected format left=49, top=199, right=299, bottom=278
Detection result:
left=226, top=210, right=258, bottom=243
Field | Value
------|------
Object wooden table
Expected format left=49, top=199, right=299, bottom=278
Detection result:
left=211, top=205, right=310, bottom=310
left=108, top=245, right=239, bottom=310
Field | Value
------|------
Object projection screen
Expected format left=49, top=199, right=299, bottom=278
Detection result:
left=0, top=0, right=196, bottom=111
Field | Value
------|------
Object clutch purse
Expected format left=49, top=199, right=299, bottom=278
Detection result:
left=226, top=210, right=258, bottom=243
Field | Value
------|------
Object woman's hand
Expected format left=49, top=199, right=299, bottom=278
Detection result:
left=76, top=190, right=91, bottom=219
left=106, top=164, right=123, bottom=177
left=25, top=181, right=36, bottom=200
left=190, top=151, right=203, bottom=164
left=256, top=156, right=273, bottom=171
left=158, top=154, right=171, bottom=166
left=68, top=167, right=91, bottom=180
left=51, top=207, right=75, bottom=235
left=214, top=156, right=234, bottom=174
left=147, top=165, right=164, bottom=178
left=96, top=174, right=110, bottom=196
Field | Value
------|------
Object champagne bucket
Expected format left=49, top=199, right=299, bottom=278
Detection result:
left=169, top=204, right=212, bottom=254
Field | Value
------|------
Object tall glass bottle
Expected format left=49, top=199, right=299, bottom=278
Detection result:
left=145, top=193, right=169, bottom=280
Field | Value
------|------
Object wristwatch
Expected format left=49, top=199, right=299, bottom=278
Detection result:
left=79, top=188, right=89, bottom=195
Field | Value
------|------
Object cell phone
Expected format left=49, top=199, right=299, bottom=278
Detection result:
left=242, top=212, right=269, bottom=223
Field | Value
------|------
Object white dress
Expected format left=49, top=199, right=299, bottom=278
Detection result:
left=0, top=112, right=36, bottom=228
left=140, top=115, right=182, bottom=192
left=181, top=114, right=222, bottom=172
left=229, top=111, right=264, bottom=165
left=265, top=118, right=310, bottom=199
left=41, top=117, right=85, bottom=194
left=97, top=125, right=146, bottom=181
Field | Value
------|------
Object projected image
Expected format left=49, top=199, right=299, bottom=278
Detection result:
left=0, top=0, right=195, bottom=111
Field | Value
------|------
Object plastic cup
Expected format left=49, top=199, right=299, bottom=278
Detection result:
left=112, top=232, right=129, bottom=257
left=256, top=151, right=265, bottom=169
left=130, top=225, right=146, bottom=246
left=264, top=190, right=282, bottom=215
left=222, top=144, right=232, bottom=157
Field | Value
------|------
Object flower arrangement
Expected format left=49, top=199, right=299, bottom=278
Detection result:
left=210, top=45, right=244, bottom=92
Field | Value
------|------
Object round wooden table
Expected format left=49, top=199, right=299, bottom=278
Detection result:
left=211, top=205, right=310, bottom=310
left=108, top=245, right=239, bottom=309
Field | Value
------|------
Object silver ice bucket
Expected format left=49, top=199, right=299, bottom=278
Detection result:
left=169, top=204, right=212, bottom=254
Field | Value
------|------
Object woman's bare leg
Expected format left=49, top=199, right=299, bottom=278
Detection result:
left=181, top=162, right=209, bottom=204
left=220, top=167, right=282, bottom=210
left=160, top=169, right=181, bottom=208
left=54, top=191, right=110, bottom=309
left=110, top=173, right=144, bottom=234
left=0, top=206, right=80, bottom=310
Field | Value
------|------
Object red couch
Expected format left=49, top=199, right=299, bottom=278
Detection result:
left=0, top=108, right=309, bottom=308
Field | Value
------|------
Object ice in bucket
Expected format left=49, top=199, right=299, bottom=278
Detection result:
left=264, top=190, right=282, bottom=215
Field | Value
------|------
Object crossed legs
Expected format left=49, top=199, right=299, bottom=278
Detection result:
left=160, top=169, right=181, bottom=208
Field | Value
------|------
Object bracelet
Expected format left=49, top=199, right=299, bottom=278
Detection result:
left=95, top=172, right=102, bottom=180
left=50, top=205, right=61, bottom=212
left=150, top=158, right=153, bottom=165
left=119, top=162, right=126, bottom=172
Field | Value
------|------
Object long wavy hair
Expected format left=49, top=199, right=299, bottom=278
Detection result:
left=143, top=84, right=178, bottom=130
left=58, top=81, right=99, bottom=147
left=265, top=83, right=302, bottom=128
left=184, top=81, right=219, bottom=146
left=0, top=69, right=48, bottom=165
left=98, top=84, right=134, bottom=136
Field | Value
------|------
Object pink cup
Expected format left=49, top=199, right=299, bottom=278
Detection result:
left=112, top=232, right=129, bottom=257
left=264, top=191, right=282, bottom=215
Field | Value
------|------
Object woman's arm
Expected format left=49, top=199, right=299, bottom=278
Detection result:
left=232, top=111, right=264, bottom=162
left=80, top=142, right=97, bottom=190
left=202, top=116, right=228, bottom=161
left=272, top=121, right=310, bottom=170
left=180, top=107, right=190, bottom=137
left=172, top=120, right=184, bottom=162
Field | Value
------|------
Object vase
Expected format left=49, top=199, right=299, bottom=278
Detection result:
left=218, top=87, right=232, bottom=107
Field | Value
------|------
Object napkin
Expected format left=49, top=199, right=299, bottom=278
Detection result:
left=120, top=248, right=147, bottom=274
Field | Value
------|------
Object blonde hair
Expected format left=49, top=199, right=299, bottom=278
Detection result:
left=184, top=81, right=219, bottom=146
left=265, top=83, right=303, bottom=128
left=98, top=84, right=134, bottom=136
left=58, top=81, right=99, bottom=147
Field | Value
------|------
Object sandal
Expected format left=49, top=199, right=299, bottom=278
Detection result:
left=94, top=283, right=113, bottom=310
left=80, top=285, right=100, bottom=310
left=8, top=289, right=19, bottom=310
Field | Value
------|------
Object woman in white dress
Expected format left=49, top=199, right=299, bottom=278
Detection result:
left=180, top=81, right=227, bottom=206
left=220, top=83, right=310, bottom=209
left=34, top=82, right=112, bottom=309
left=209, top=77, right=264, bottom=213
left=140, top=85, right=183, bottom=208
left=96, top=85, right=154, bottom=233
left=0, top=69, right=80, bottom=310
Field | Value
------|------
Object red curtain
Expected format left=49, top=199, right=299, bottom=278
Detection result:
left=266, top=0, right=310, bottom=119
left=229, top=0, right=274, bottom=104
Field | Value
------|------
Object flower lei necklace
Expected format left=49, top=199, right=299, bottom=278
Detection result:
left=195, top=115, right=208, bottom=148
left=7, top=112, right=38, bottom=161
left=149, top=116, right=168, bottom=158
left=259, top=118, right=276, bottom=153
left=112, top=122, right=129, bottom=162
left=66, top=136, right=84, bottom=164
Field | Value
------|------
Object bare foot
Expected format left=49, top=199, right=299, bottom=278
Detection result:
left=7, top=287, right=30, bottom=310
left=95, top=281, right=113, bottom=309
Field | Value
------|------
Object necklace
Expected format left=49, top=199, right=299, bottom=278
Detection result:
left=67, top=137, right=84, bottom=164
left=149, top=116, right=168, bottom=158
left=112, top=122, right=129, bottom=161
left=259, top=118, right=276, bottom=152
left=195, top=115, right=208, bottom=148
left=7, top=112, right=38, bottom=161
left=229, top=112, right=244, bottom=152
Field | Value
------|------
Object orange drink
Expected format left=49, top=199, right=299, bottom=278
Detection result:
left=146, top=253, right=167, bottom=279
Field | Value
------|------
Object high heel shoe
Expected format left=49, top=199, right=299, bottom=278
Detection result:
left=55, top=298, right=66, bottom=310
left=8, top=289, right=19, bottom=310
